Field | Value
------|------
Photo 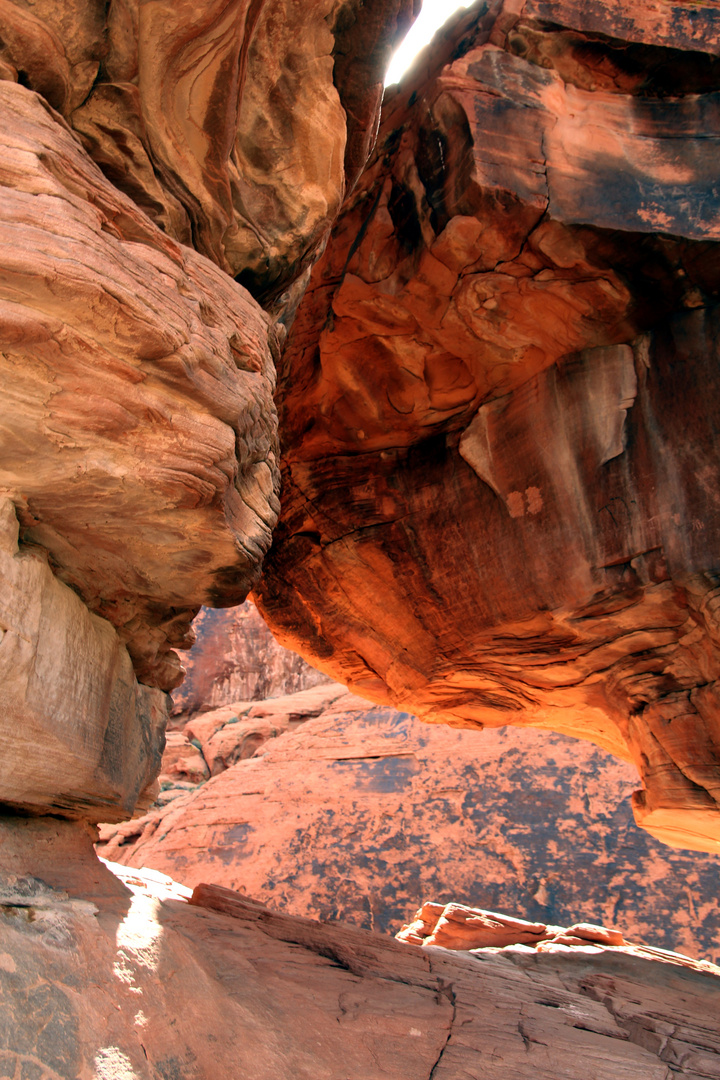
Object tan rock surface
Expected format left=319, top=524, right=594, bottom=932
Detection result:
left=3, top=815, right=720, bottom=1080
left=97, top=691, right=720, bottom=963
left=159, top=683, right=347, bottom=785
left=255, top=0, right=720, bottom=851
left=0, top=81, right=280, bottom=688
left=0, top=497, right=166, bottom=821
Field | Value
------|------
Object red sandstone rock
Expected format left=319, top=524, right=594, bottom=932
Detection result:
left=0, top=81, right=280, bottom=689
left=5, top=816, right=720, bottom=1080
left=0, top=0, right=416, bottom=295
left=160, top=683, right=347, bottom=783
left=254, top=0, right=720, bottom=853
left=170, top=601, right=331, bottom=717
left=97, top=689, right=720, bottom=964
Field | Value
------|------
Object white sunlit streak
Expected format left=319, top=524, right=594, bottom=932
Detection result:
left=385, top=0, right=475, bottom=86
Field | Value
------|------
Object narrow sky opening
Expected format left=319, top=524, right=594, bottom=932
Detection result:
left=385, top=0, right=474, bottom=86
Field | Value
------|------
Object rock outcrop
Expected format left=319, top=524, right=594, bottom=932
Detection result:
left=254, top=0, right=720, bottom=853
left=2, top=818, right=720, bottom=1080
left=3, top=0, right=720, bottom=1070
left=170, top=602, right=331, bottom=717
left=0, top=0, right=416, bottom=690
left=97, top=688, right=720, bottom=963
left=0, top=497, right=165, bottom=821
left=0, top=79, right=280, bottom=690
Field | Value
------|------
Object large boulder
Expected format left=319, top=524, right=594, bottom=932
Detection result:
left=255, top=0, right=720, bottom=852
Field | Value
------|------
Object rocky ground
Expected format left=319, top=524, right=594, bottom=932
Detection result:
left=4, top=817, right=720, bottom=1080
left=98, top=684, right=720, bottom=963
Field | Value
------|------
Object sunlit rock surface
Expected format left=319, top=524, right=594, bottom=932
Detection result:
left=97, top=688, right=720, bottom=963
left=255, top=0, right=720, bottom=852
left=2, top=816, right=719, bottom=1080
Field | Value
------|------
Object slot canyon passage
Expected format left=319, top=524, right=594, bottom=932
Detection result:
left=2, top=0, right=720, bottom=1075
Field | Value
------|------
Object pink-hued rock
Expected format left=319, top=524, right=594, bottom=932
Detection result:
left=159, top=683, right=348, bottom=783
left=3, top=815, right=720, bottom=1080
left=96, top=689, right=720, bottom=964
left=170, top=602, right=331, bottom=717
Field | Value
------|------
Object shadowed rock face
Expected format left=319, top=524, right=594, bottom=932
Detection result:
left=170, top=602, right=331, bottom=717
left=254, top=0, right=720, bottom=853
left=0, top=0, right=418, bottom=298
left=4, top=818, right=720, bottom=1080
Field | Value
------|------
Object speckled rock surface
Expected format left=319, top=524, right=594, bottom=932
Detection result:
left=97, top=690, right=720, bottom=963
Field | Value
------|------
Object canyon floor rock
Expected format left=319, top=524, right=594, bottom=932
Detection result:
left=3, top=815, right=720, bottom=1080
left=98, top=687, right=720, bottom=963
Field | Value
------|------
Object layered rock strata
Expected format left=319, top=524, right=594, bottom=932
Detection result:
left=2, top=819, right=720, bottom=1080
left=0, top=0, right=412, bottom=826
left=0, top=80, right=280, bottom=690
left=97, top=689, right=720, bottom=963
left=255, top=0, right=720, bottom=852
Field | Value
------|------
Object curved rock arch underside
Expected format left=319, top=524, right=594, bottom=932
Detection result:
left=2, top=0, right=720, bottom=1076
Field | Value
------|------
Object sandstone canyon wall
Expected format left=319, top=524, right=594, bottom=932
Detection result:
left=254, top=0, right=720, bottom=854
left=98, top=686, right=720, bottom=964
left=2, top=0, right=720, bottom=1075
left=169, top=602, right=331, bottom=717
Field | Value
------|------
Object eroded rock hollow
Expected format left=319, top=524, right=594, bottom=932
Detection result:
left=1, top=0, right=720, bottom=1075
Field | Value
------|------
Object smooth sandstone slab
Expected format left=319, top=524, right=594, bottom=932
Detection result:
left=0, top=499, right=166, bottom=821
left=2, top=816, right=720, bottom=1080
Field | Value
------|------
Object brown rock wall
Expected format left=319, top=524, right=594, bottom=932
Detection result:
left=0, top=0, right=416, bottom=298
left=170, top=602, right=331, bottom=717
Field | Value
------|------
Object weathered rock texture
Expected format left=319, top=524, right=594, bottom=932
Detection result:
left=2, top=816, right=720, bottom=1080
left=255, top=0, right=720, bottom=853
left=0, top=0, right=417, bottom=693
left=0, top=497, right=166, bottom=821
left=170, top=602, right=331, bottom=717
left=97, top=690, right=720, bottom=963
left=0, top=80, right=280, bottom=690
left=0, top=0, right=418, bottom=295
left=160, top=683, right=347, bottom=787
